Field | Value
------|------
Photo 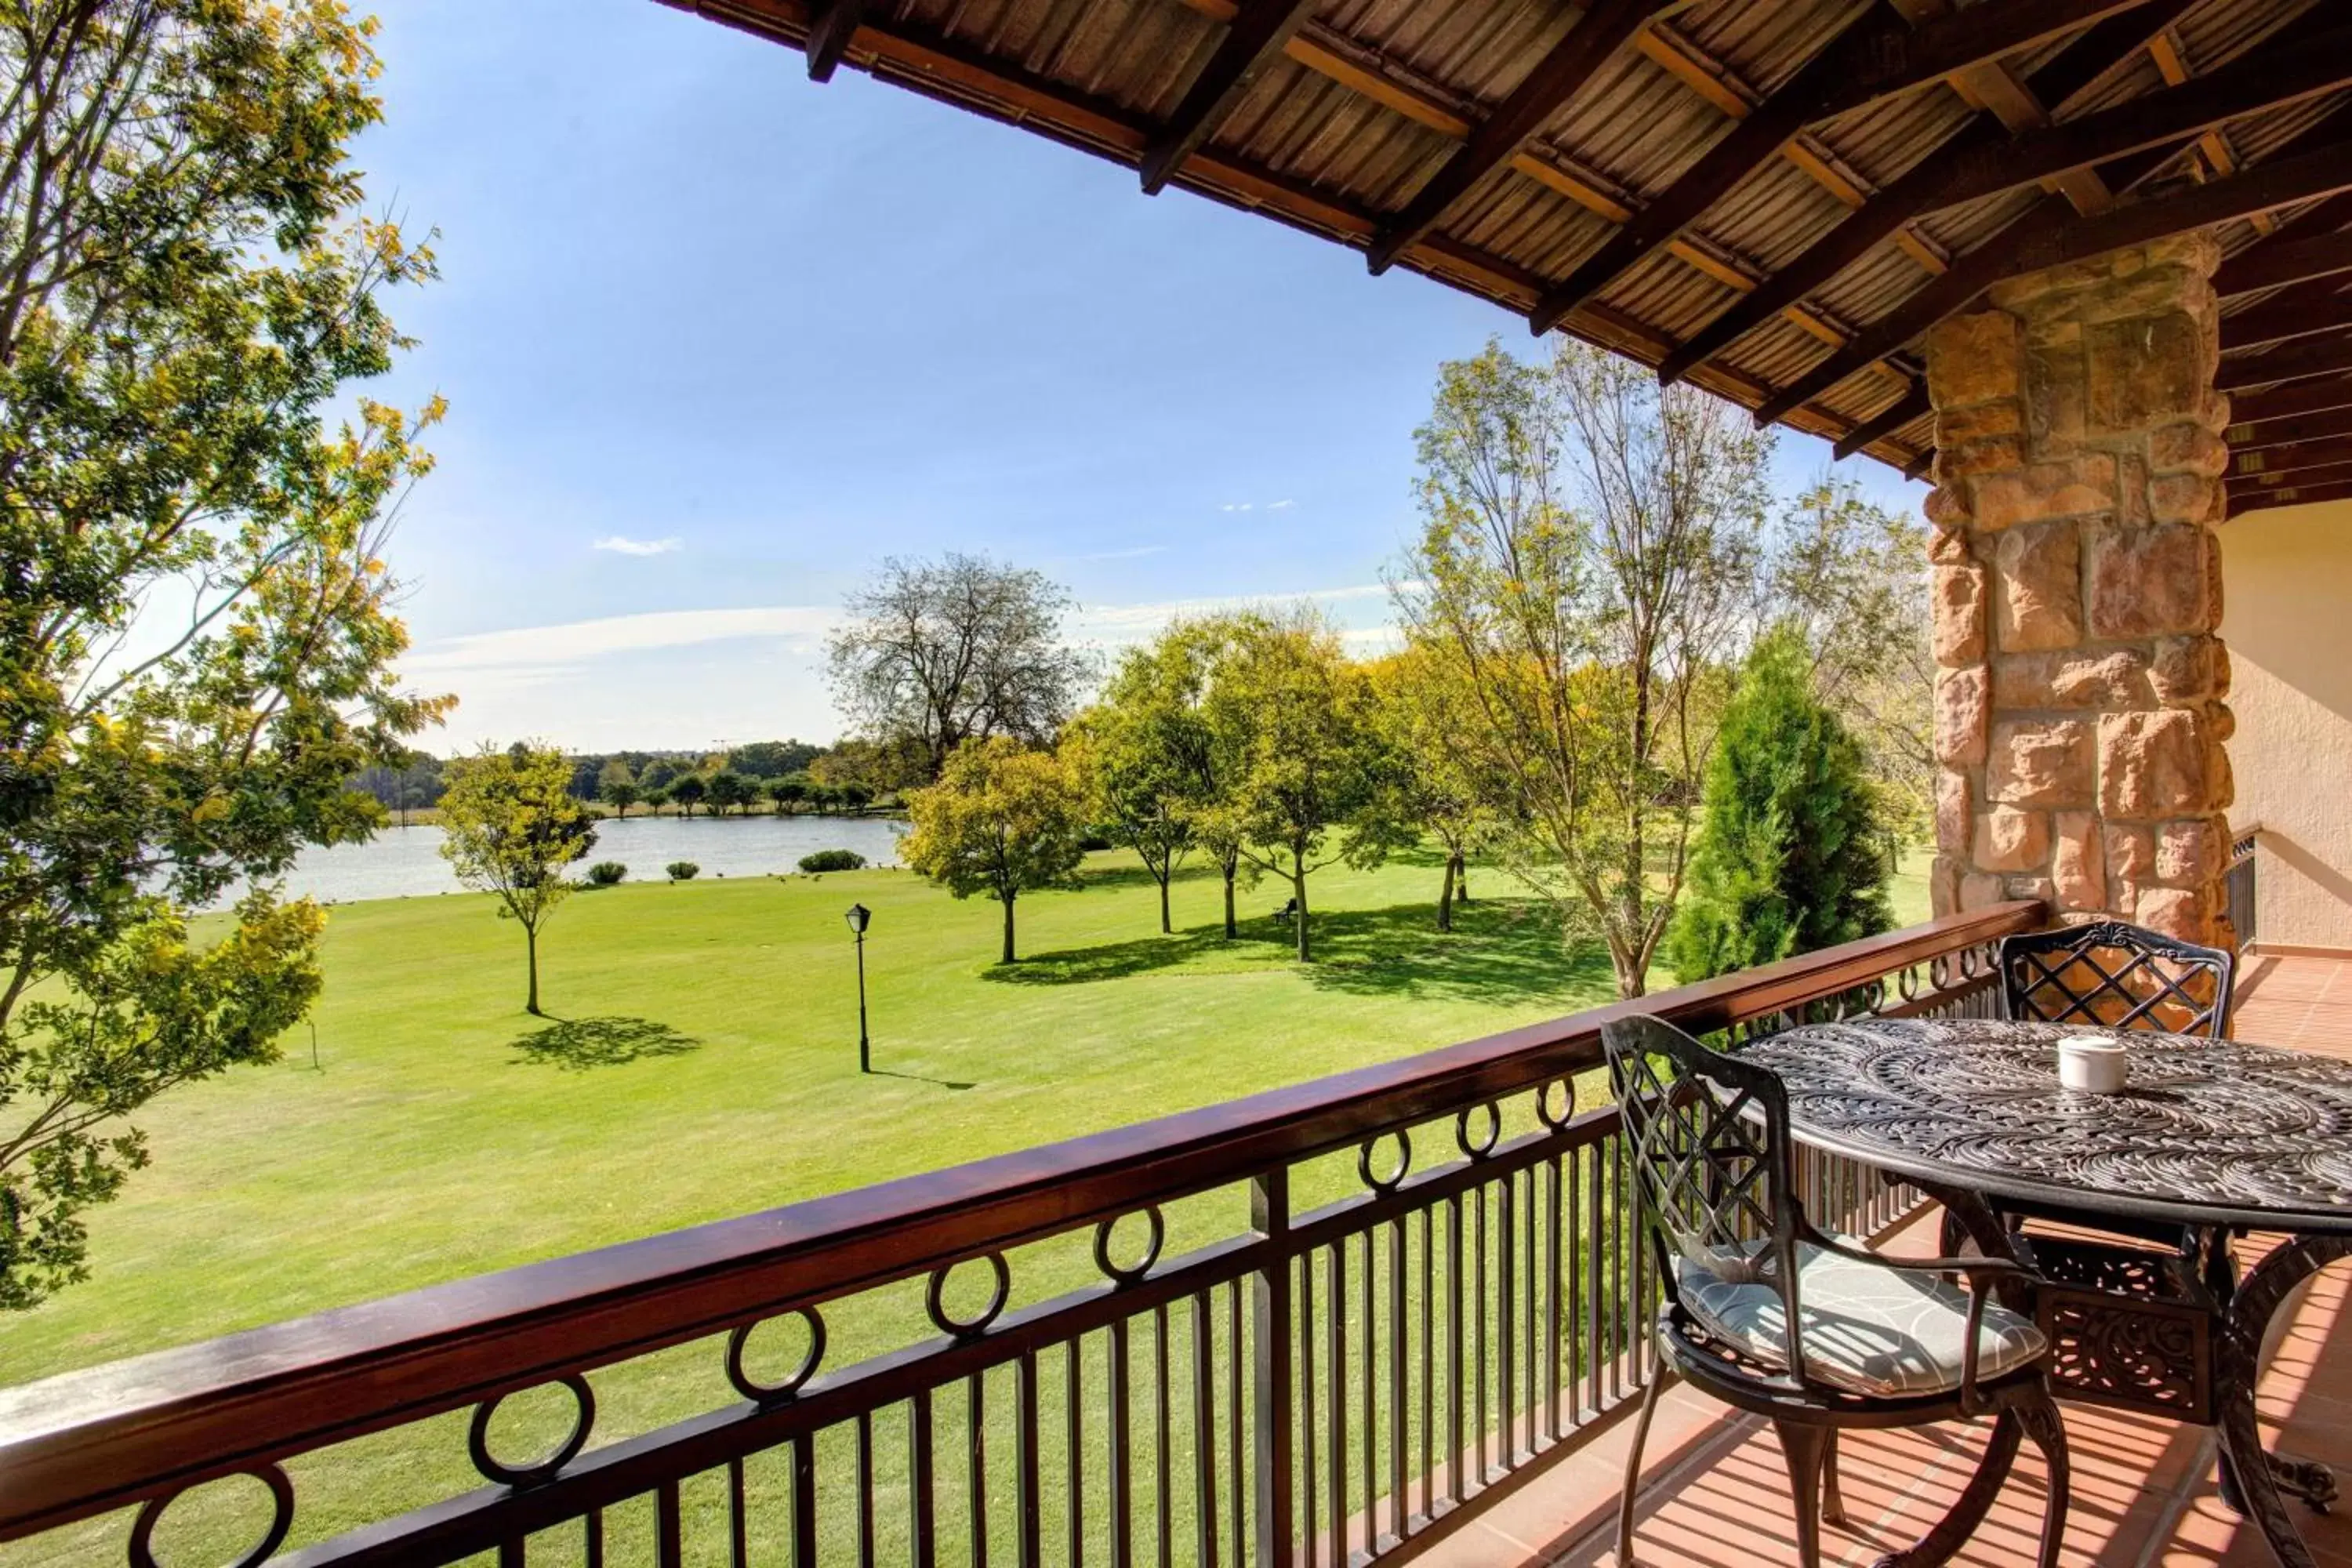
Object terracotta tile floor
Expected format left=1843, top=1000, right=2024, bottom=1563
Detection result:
left=1413, top=955, right=2352, bottom=1568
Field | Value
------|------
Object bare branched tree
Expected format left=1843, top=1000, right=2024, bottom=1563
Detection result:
left=826, top=554, right=1091, bottom=781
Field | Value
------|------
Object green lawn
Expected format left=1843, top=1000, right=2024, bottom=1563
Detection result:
left=2, top=844, right=1927, bottom=1563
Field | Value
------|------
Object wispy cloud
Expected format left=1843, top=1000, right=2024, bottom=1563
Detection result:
left=1218, top=499, right=1298, bottom=514
left=1072, top=583, right=1388, bottom=642
left=1080, top=544, right=1168, bottom=561
left=406, top=605, right=840, bottom=675
left=592, top=535, right=683, bottom=557
left=1267, top=499, right=1297, bottom=511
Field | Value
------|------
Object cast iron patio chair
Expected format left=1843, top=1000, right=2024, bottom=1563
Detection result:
left=1998, top=918, right=2235, bottom=1040
left=1604, top=1014, right=2070, bottom=1568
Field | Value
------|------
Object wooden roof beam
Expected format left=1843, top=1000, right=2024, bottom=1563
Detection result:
left=2220, top=330, right=2352, bottom=392
left=803, top=0, right=866, bottom=81
left=1528, top=0, right=2158, bottom=335
left=1833, top=381, right=1930, bottom=461
left=2230, top=477, right=2352, bottom=514
left=2228, top=375, right=2352, bottom=426
left=1364, top=0, right=1682, bottom=276
left=2221, top=280, right=2352, bottom=353
left=2215, top=227, right=2352, bottom=296
left=2236, top=458, right=2352, bottom=490
left=1755, top=128, right=2352, bottom=426
left=2226, top=405, right=2352, bottom=452
left=2230, top=434, right=2352, bottom=477
left=1653, top=0, right=2192, bottom=385
left=1140, top=0, right=1321, bottom=194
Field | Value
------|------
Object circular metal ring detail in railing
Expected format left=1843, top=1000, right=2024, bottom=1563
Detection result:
left=1455, top=1102, right=1501, bottom=1160
left=1897, top=963, right=1922, bottom=1002
left=468, top=1374, right=597, bottom=1487
left=1959, top=943, right=1983, bottom=980
left=130, top=1466, right=296, bottom=1568
left=725, top=1305, right=827, bottom=1403
left=1929, top=952, right=1956, bottom=991
left=1357, top=1129, right=1411, bottom=1192
left=926, top=1252, right=1012, bottom=1336
left=1535, top=1077, right=1577, bottom=1131
left=1093, top=1207, right=1166, bottom=1285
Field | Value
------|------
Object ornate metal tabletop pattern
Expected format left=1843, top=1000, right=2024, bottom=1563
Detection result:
left=1742, top=1018, right=2352, bottom=1229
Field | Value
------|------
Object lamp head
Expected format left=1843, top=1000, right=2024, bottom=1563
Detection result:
left=844, top=902, right=872, bottom=935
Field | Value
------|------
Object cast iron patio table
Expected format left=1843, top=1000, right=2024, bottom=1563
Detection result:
left=1742, top=1014, right=2352, bottom=1568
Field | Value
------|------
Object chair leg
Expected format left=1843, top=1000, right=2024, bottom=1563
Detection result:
left=1773, top=1419, right=1831, bottom=1568
left=1617, top=1368, right=1675, bottom=1567
left=2018, top=1391, right=2072, bottom=1568
left=1873, top=1409, right=2021, bottom=1568
left=1822, top=1428, right=1849, bottom=1526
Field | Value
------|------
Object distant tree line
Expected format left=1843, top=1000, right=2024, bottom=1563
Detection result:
left=348, top=738, right=899, bottom=821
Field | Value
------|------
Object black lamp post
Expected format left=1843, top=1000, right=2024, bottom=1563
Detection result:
left=844, top=902, right=873, bottom=1073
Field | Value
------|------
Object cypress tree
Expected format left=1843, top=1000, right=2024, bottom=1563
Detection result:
left=1668, top=626, right=1893, bottom=982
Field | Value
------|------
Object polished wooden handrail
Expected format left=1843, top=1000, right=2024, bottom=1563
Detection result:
left=0, top=900, right=2041, bottom=1541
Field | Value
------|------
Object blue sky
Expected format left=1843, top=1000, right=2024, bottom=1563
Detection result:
left=362, top=0, right=1924, bottom=753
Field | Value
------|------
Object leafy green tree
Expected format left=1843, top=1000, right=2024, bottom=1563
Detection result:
left=769, top=777, right=809, bottom=815
left=706, top=770, right=757, bottom=815
left=1667, top=629, right=1892, bottom=982
left=638, top=758, right=682, bottom=794
left=808, top=784, right=840, bottom=815
left=0, top=0, right=447, bottom=1309
left=666, top=775, right=707, bottom=818
left=728, top=739, right=821, bottom=779
left=439, top=746, right=599, bottom=1015
left=1207, top=614, right=1403, bottom=962
left=838, top=782, right=874, bottom=811
left=1399, top=338, right=1766, bottom=996
left=597, top=759, right=641, bottom=819
left=1365, top=645, right=1497, bottom=932
left=902, top=739, right=1089, bottom=964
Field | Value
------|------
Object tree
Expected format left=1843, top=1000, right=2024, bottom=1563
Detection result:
left=597, top=760, right=641, bottom=820
left=808, top=734, right=926, bottom=794
left=706, top=770, right=757, bottom=815
left=1207, top=614, right=1403, bottom=962
left=638, top=757, right=683, bottom=793
left=1666, top=628, right=1892, bottom=982
left=0, top=1, right=447, bottom=1309
left=768, top=777, right=808, bottom=815
left=1069, top=630, right=1230, bottom=935
left=666, top=775, right=707, bottom=818
left=1770, top=480, right=1935, bottom=845
left=902, top=739, right=1089, bottom=964
left=438, top=746, right=599, bottom=1016
left=728, top=739, right=822, bottom=779
left=1399, top=338, right=1767, bottom=997
left=1365, top=645, right=1497, bottom=932
left=808, top=783, right=840, bottom=815
left=826, top=554, right=1091, bottom=780
left=838, top=782, right=874, bottom=812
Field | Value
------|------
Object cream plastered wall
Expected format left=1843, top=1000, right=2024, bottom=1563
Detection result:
left=2220, top=497, right=2352, bottom=950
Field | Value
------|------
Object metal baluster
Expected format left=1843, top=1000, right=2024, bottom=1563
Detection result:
left=1253, top=1172, right=1295, bottom=1568
left=1387, top=1214, right=1406, bottom=1548
left=1547, top=1152, right=1563, bottom=1442
left=1497, top=1169, right=1514, bottom=1475
left=1417, top=1204, right=1433, bottom=1527
left=1300, top=1250, right=1317, bottom=1567
left=1359, top=1229, right=1374, bottom=1541
left=1522, top=1164, right=1537, bottom=1458
left=1446, top=1192, right=1465, bottom=1509
left=1325, top=1243, right=1345, bottom=1568
left=1229, top=1281, right=1246, bottom=1568
left=912, top=1390, right=938, bottom=1568
left=969, top=1371, right=990, bottom=1568
left=1193, top=1290, right=1219, bottom=1568
left=1018, top=1352, right=1043, bottom=1568
left=1069, top=1338, right=1087, bottom=1568
left=1610, top=1137, right=1625, bottom=1405
left=1155, top=1305, right=1173, bottom=1568
left=1111, top=1319, right=1134, bottom=1568
left=656, top=1479, right=683, bottom=1568
left=728, top=1455, right=747, bottom=1568
left=585, top=1509, right=604, bottom=1568
left=1474, top=1181, right=1489, bottom=1489
left=792, top=1437, right=817, bottom=1568
left=1585, top=1142, right=1603, bottom=1417
left=499, top=1536, right=524, bottom=1568
left=858, top=1411, right=877, bottom=1568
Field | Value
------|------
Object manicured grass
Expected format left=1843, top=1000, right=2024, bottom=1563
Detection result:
left=0, top=844, right=1926, bottom=1563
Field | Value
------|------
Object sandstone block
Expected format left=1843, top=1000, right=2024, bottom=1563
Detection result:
left=2156, top=818, right=2221, bottom=887
left=2097, top=710, right=2209, bottom=820
left=1976, top=808, right=2049, bottom=873
left=2053, top=811, right=2105, bottom=911
left=1993, top=649, right=2147, bottom=710
left=1958, top=871, right=2007, bottom=913
left=1933, top=564, right=1987, bottom=666
left=1971, top=456, right=2116, bottom=530
left=2148, top=636, right=2221, bottom=702
left=1988, top=718, right=2092, bottom=808
left=1929, top=524, right=1972, bottom=564
left=1938, top=435, right=2024, bottom=482
left=2005, top=875, right=2056, bottom=905
left=1923, top=484, right=1971, bottom=529
left=1994, top=523, right=2082, bottom=652
left=1935, top=772, right=1971, bottom=856
left=2105, top=822, right=2155, bottom=882
left=1931, top=854, right=1962, bottom=919
left=2148, top=420, right=2229, bottom=478
left=2136, top=884, right=2211, bottom=946
left=1927, top=311, right=2022, bottom=407
left=2149, top=473, right=2220, bottom=525
left=1936, top=667, right=1990, bottom=768
left=2087, top=311, right=2212, bottom=434
left=1936, top=399, right=2023, bottom=447
left=2087, top=523, right=2209, bottom=639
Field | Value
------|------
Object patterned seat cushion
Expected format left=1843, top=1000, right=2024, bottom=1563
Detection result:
left=1675, top=1234, right=2047, bottom=1399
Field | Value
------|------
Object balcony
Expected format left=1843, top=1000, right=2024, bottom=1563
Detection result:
left=0, top=910, right=2342, bottom=1568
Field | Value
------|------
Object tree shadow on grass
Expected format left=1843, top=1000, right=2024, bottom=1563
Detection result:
left=512, top=1015, right=702, bottom=1071
left=985, top=929, right=1226, bottom=985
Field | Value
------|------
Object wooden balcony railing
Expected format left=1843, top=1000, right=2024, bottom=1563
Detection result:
left=0, top=902, right=2044, bottom=1567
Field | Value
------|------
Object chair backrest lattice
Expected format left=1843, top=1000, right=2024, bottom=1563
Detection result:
left=1603, top=1014, right=1813, bottom=1385
left=1998, top=920, right=2235, bottom=1040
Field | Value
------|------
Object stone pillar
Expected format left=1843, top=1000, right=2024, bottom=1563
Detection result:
left=1925, top=234, right=2236, bottom=947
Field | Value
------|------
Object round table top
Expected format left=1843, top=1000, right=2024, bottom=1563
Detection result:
left=1740, top=1016, right=2352, bottom=1234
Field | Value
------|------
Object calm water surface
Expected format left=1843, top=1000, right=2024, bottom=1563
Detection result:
left=247, top=815, right=908, bottom=906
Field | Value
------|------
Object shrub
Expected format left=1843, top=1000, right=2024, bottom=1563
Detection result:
left=1667, top=626, right=1891, bottom=983
left=665, top=861, right=700, bottom=882
left=798, top=849, right=867, bottom=873
left=584, top=861, right=627, bottom=887
left=1077, top=833, right=1115, bottom=852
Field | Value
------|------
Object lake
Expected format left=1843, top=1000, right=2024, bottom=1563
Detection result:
left=244, top=815, right=909, bottom=906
